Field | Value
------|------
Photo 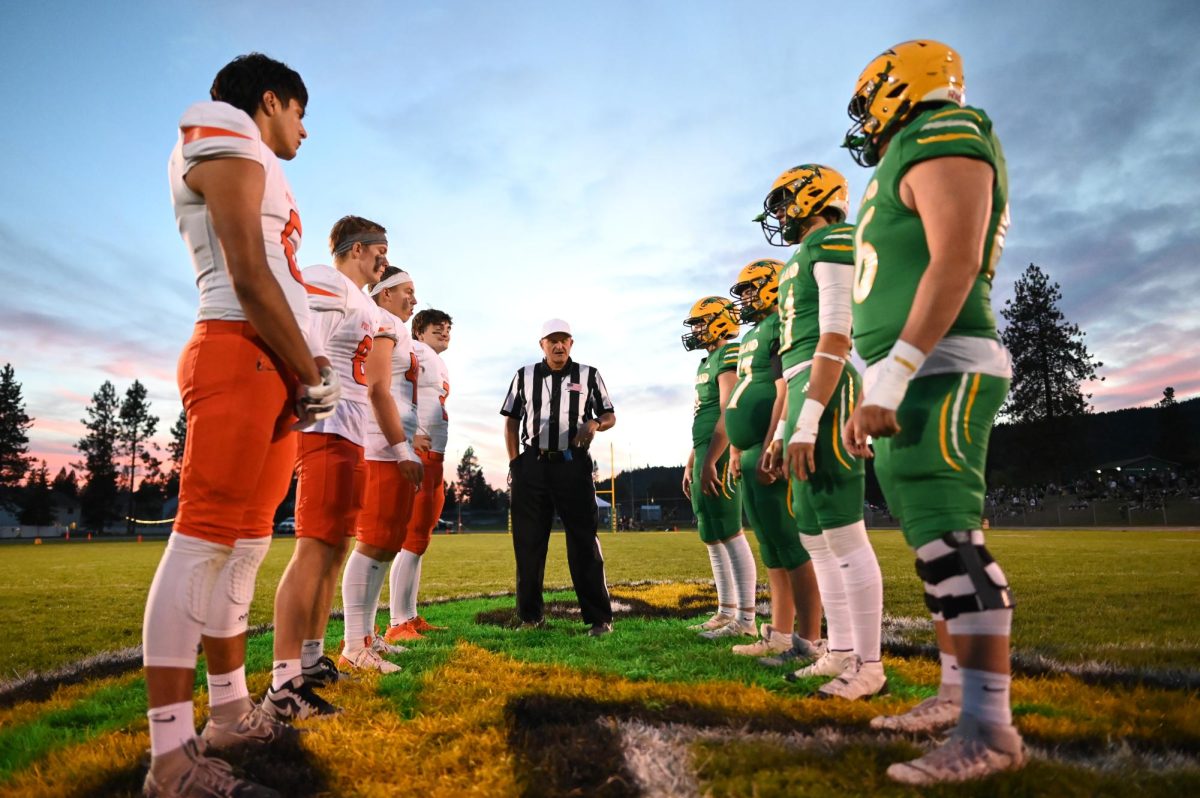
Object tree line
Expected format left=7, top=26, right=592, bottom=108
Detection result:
left=0, top=263, right=1185, bottom=532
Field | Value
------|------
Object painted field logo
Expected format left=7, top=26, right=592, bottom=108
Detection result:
left=0, top=581, right=1197, bottom=796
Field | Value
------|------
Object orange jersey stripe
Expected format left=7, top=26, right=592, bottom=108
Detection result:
left=182, top=125, right=253, bottom=144
left=305, top=284, right=339, bottom=298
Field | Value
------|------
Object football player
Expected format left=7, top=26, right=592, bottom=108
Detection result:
left=841, top=40, right=1024, bottom=783
left=706, top=260, right=823, bottom=657
left=680, top=297, right=758, bottom=636
left=757, top=164, right=885, bottom=699
left=144, top=54, right=336, bottom=798
left=266, top=216, right=394, bottom=717
left=388, top=307, right=455, bottom=635
left=340, top=265, right=425, bottom=661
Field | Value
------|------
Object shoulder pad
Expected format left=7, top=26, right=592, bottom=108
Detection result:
left=179, top=101, right=262, bottom=169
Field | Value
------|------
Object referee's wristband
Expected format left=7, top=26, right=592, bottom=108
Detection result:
left=390, top=441, right=419, bottom=463
left=789, top=398, right=824, bottom=446
left=863, top=340, right=926, bottom=411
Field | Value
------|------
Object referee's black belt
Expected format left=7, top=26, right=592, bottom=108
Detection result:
left=527, top=447, right=585, bottom=462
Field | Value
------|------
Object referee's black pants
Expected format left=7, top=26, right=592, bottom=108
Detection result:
left=510, top=448, right=612, bottom=626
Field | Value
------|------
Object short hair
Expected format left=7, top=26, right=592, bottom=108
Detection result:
left=371, top=266, right=407, bottom=305
left=413, top=308, right=453, bottom=336
left=329, top=215, right=387, bottom=257
left=210, top=53, right=307, bottom=119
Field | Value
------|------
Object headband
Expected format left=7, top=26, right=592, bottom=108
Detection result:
left=369, top=270, right=412, bottom=296
left=333, top=231, right=388, bottom=256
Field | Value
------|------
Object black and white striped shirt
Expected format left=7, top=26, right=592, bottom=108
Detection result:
left=500, top=359, right=615, bottom=452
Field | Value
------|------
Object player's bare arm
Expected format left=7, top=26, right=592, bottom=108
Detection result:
left=845, top=156, right=994, bottom=447
left=701, top=370, right=735, bottom=496
left=185, top=158, right=320, bottom=388
left=757, top=378, right=787, bottom=482
left=787, top=330, right=850, bottom=481
left=366, top=335, right=423, bottom=487
left=682, top=449, right=695, bottom=499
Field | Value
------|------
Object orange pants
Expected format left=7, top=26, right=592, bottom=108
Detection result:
left=295, top=432, right=365, bottom=546
left=356, top=460, right=417, bottom=551
left=175, top=321, right=298, bottom=546
left=404, top=450, right=445, bottom=556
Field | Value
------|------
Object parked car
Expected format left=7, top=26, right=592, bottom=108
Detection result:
left=435, top=518, right=453, bottom=532
left=275, top=517, right=296, bottom=534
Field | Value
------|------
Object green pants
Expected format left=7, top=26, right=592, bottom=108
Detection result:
left=785, top=365, right=866, bottom=535
left=873, top=372, right=1009, bottom=549
left=691, top=441, right=742, bottom=544
left=739, top=443, right=809, bottom=569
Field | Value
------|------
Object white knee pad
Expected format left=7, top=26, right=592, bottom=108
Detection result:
left=202, top=537, right=271, bottom=638
left=947, top=607, right=1013, bottom=636
left=143, top=533, right=231, bottom=668
left=823, top=521, right=870, bottom=558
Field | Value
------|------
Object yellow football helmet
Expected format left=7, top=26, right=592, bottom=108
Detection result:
left=843, top=40, right=964, bottom=167
left=682, top=296, right=739, bottom=351
left=729, top=259, right=783, bottom=323
left=755, top=164, right=850, bottom=246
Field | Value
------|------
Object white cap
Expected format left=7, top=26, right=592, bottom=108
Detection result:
left=540, top=318, right=572, bottom=339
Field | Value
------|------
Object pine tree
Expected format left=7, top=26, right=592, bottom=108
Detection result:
left=76, top=381, right=121, bottom=532
left=19, top=460, right=54, bottom=527
left=118, top=380, right=160, bottom=533
left=999, top=263, right=1103, bottom=423
left=165, top=409, right=186, bottom=498
left=0, top=363, right=34, bottom=510
left=1156, top=387, right=1177, bottom=408
left=51, top=467, right=78, bottom=498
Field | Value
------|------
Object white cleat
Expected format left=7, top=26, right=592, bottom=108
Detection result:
left=370, top=634, right=408, bottom=656
left=870, top=693, right=962, bottom=734
left=886, top=714, right=1026, bottom=785
left=731, top=623, right=792, bottom=656
left=699, top=619, right=757, bottom=640
left=337, top=645, right=401, bottom=674
left=785, top=649, right=857, bottom=682
left=687, top=613, right=734, bottom=631
left=818, top=657, right=887, bottom=700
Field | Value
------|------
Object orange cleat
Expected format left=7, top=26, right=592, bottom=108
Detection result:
left=383, top=620, right=426, bottom=643
left=411, top=615, right=447, bottom=632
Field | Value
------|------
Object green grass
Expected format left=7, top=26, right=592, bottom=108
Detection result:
left=1, top=529, right=1198, bottom=676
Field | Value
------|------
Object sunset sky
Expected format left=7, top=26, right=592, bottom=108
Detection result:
left=1, top=0, right=1197, bottom=489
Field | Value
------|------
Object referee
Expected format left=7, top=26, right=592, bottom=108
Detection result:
left=501, top=319, right=616, bottom=636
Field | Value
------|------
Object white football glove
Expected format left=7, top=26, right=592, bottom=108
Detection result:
left=294, top=366, right=341, bottom=429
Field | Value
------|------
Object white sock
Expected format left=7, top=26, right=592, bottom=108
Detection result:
left=826, top=521, right=883, bottom=662
left=271, top=658, right=301, bottom=691
left=801, top=533, right=850, bottom=650
left=722, top=533, right=757, bottom=625
left=364, top=555, right=390, bottom=635
left=147, top=700, right=196, bottom=758
left=391, top=549, right=421, bottom=623
left=706, top=543, right=735, bottom=616
left=341, top=550, right=379, bottom=654
left=960, top=667, right=1012, bottom=727
left=405, top=554, right=424, bottom=619
left=940, top=651, right=963, bottom=697
left=206, top=666, right=249, bottom=708
left=300, top=639, right=324, bottom=669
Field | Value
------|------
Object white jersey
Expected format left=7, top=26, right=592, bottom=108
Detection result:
left=302, top=264, right=376, bottom=447
left=168, top=101, right=317, bottom=354
left=365, top=310, right=420, bottom=461
left=413, top=340, right=450, bottom=454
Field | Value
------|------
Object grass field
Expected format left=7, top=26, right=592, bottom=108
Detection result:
left=0, top=529, right=1198, bottom=796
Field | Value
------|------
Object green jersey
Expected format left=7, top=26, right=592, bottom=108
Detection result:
left=691, top=340, right=740, bottom=447
left=851, top=104, right=1010, bottom=365
left=723, top=313, right=782, bottom=450
left=777, top=222, right=856, bottom=370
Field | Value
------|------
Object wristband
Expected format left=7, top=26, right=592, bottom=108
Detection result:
left=771, top=421, right=784, bottom=443
left=391, top=441, right=418, bottom=463
left=863, top=340, right=926, bottom=411
left=788, top=398, right=825, bottom=445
